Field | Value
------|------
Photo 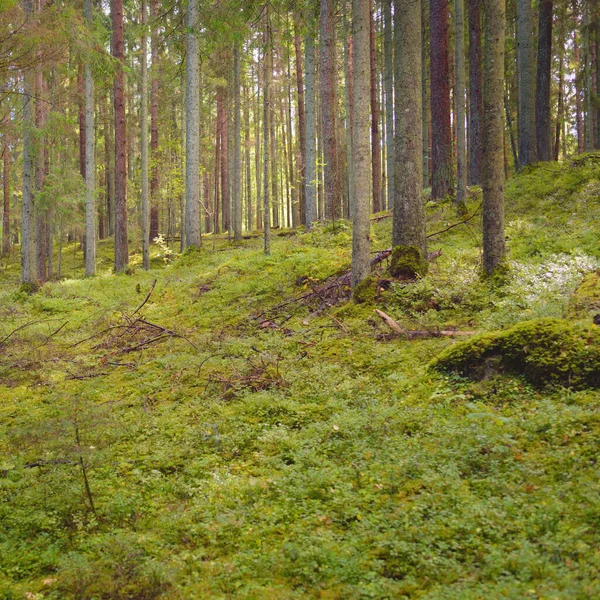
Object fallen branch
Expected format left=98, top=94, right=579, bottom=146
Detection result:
left=133, top=279, right=157, bottom=315
left=375, top=310, right=476, bottom=338
left=426, top=203, right=482, bottom=239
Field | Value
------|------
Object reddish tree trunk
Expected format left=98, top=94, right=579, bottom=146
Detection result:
left=78, top=63, right=86, bottom=180
left=430, top=0, right=454, bottom=199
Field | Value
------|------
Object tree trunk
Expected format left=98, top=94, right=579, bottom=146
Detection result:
left=112, top=0, right=129, bottom=270
left=370, top=0, right=381, bottom=214
left=185, top=0, right=201, bottom=247
left=517, top=0, right=537, bottom=166
left=573, top=2, right=584, bottom=154
left=305, top=3, right=318, bottom=229
left=21, top=0, right=36, bottom=284
left=384, top=0, right=394, bottom=207
left=150, top=0, right=160, bottom=240
left=141, top=0, right=150, bottom=270
left=35, top=40, right=48, bottom=284
left=482, top=0, right=506, bottom=274
left=393, top=0, right=427, bottom=259
left=233, top=42, right=242, bottom=242
left=294, top=25, right=307, bottom=224
left=342, top=0, right=354, bottom=217
left=263, top=2, right=272, bottom=254
left=535, top=0, right=552, bottom=161
left=422, top=0, right=429, bottom=187
left=244, top=84, right=252, bottom=230
left=430, top=0, right=454, bottom=199
left=468, top=0, right=483, bottom=184
left=85, top=0, right=96, bottom=275
left=455, top=0, right=467, bottom=211
left=320, top=0, right=342, bottom=220
left=584, top=3, right=593, bottom=151
left=78, top=64, right=86, bottom=180
left=352, top=0, right=371, bottom=288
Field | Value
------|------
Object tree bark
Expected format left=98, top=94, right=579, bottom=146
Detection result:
left=370, top=0, right=381, bottom=214
left=185, top=0, right=201, bottom=248
left=320, top=0, right=342, bottom=220
left=384, top=0, right=394, bottom=208
left=2, top=134, right=9, bottom=257
left=430, top=0, right=454, bottom=199
left=455, top=0, right=467, bottom=211
left=141, top=0, right=150, bottom=270
left=468, top=0, right=483, bottom=184
left=263, top=2, right=272, bottom=254
left=233, top=42, right=242, bottom=242
left=305, top=2, right=318, bottom=229
left=150, top=0, right=159, bottom=240
left=393, top=0, right=427, bottom=257
left=352, top=0, right=371, bottom=288
left=112, top=0, right=128, bottom=270
left=294, top=25, right=306, bottom=224
left=517, top=0, right=537, bottom=166
left=482, top=0, right=506, bottom=274
left=535, top=0, right=552, bottom=161
left=85, top=0, right=96, bottom=275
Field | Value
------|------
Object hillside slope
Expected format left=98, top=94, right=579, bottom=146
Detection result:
left=1, top=159, right=600, bottom=599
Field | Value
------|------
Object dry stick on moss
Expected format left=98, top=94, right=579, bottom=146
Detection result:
left=375, top=309, right=476, bottom=338
left=426, top=203, right=482, bottom=239
left=133, top=278, right=157, bottom=315
left=0, top=319, right=60, bottom=348
left=74, top=420, right=97, bottom=517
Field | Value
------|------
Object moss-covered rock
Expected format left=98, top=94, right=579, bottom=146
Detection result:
left=389, top=245, right=428, bottom=280
left=430, top=318, right=600, bottom=389
left=352, top=275, right=378, bottom=304
left=568, top=270, right=600, bottom=318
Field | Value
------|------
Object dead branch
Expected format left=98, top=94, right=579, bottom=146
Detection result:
left=133, top=279, right=157, bottom=315
left=426, top=203, right=482, bottom=239
left=375, top=310, right=476, bottom=338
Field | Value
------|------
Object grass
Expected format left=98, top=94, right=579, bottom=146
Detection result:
left=1, top=157, right=600, bottom=599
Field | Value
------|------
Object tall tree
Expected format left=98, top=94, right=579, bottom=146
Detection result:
left=455, top=0, right=467, bottom=211
left=430, top=0, right=454, bottom=199
left=482, top=0, right=506, bottom=274
left=294, top=24, right=306, bottom=224
left=305, top=2, right=317, bottom=229
left=468, top=0, right=483, bottom=184
left=517, top=0, right=537, bottom=166
left=536, top=0, right=553, bottom=161
left=185, top=0, right=201, bottom=248
left=263, top=1, right=272, bottom=255
left=21, top=0, right=36, bottom=285
left=320, top=0, right=342, bottom=220
left=370, top=0, right=382, bottom=213
left=141, top=0, right=150, bottom=270
left=383, top=0, right=394, bottom=208
left=352, top=0, right=371, bottom=288
left=233, top=41, right=242, bottom=242
left=393, top=0, right=427, bottom=269
left=150, top=0, right=160, bottom=240
left=85, top=0, right=96, bottom=276
left=112, top=0, right=128, bottom=270
left=2, top=134, right=9, bottom=257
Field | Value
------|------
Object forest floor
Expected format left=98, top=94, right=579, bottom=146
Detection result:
left=1, top=157, right=600, bottom=599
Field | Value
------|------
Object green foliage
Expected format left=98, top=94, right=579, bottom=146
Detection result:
left=431, top=318, right=600, bottom=389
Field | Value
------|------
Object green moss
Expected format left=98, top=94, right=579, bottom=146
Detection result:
left=18, top=282, right=39, bottom=295
left=352, top=275, right=378, bottom=304
left=568, top=271, right=600, bottom=318
left=430, top=318, right=600, bottom=389
left=389, top=245, right=428, bottom=279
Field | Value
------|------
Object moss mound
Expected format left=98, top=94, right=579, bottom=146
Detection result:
left=568, top=270, right=600, bottom=318
left=389, top=245, right=428, bottom=279
left=352, top=275, right=378, bottom=304
left=430, top=318, right=600, bottom=389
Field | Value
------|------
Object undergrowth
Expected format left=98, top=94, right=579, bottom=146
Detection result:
left=1, top=158, right=600, bottom=599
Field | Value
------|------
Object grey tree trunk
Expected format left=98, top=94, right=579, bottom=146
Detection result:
left=535, top=0, right=552, bottom=161
left=369, top=0, right=381, bottom=214
left=454, top=0, right=467, bottom=211
left=468, top=0, right=483, bottom=184
left=305, top=3, right=318, bottom=229
left=84, top=0, right=96, bottom=275
left=352, top=0, right=371, bottom=289
left=342, top=0, right=354, bottom=218
left=112, top=0, right=128, bottom=271
left=384, top=0, right=394, bottom=208
left=2, top=134, right=9, bottom=257
left=21, top=0, right=36, bottom=285
left=517, top=0, right=537, bottom=166
left=263, top=2, right=272, bottom=254
left=180, top=77, right=186, bottom=251
left=482, top=0, right=506, bottom=274
left=85, top=0, right=96, bottom=276
left=233, top=42, right=242, bottom=242
left=185, top=0, right=201, bottom=248
left=393, top=0, right=427, bottom=263
left=141, top=0, right=150, bottom=269
left=320, top=0, right=342, bottom=221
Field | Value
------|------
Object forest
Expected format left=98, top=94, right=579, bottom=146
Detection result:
left=1, top=0, right=600, bottom=597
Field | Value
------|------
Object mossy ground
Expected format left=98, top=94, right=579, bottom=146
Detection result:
left=1, top=158, right=600, bottom=598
